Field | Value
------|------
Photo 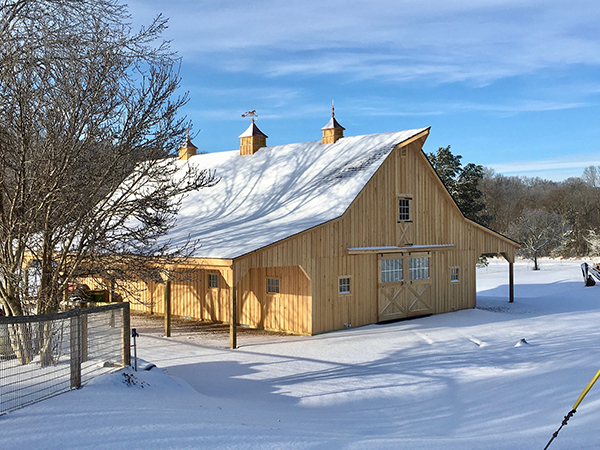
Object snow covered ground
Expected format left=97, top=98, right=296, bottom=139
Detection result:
left=1, top=258, right=600, bottom=449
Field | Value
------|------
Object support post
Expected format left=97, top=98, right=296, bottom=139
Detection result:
left=500, top=252, right=515, bottom=304
left=230, top=286, right=237, bottom=349
left=508, top=261, right=514, bottom=303
left=164, top=280, right=171, bottom=337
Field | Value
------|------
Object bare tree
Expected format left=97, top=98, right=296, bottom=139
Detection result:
left=508, top=210, right=569, bottom=270
left=0, top=0, right=217, bottom=338
left=545, top=177, right=600, bottom=256
left=582, top=166, right=600, bottom=188
left=480, top=170, right=526, bottom=234
left=585, top=230, right=600, bottom=256
left=480, top=165, right=600, bottom=259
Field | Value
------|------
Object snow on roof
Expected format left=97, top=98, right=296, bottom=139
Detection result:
left=238, top=122, right=268, bottom=138
left=168, top=128, right=428, bottom=259
left=321, top=116, right=345, bottom=130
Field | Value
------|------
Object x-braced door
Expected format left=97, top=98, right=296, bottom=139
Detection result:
left=405, top=280, right=432, bottom=317
left=378, top=253, right=433, bottom=322
left=378, top=281, right=406, bottom=321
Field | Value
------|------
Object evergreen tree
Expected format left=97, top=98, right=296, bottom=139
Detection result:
left=427, top=146, right=490, bottom=226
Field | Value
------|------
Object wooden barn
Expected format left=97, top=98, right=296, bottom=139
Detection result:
left=127, top=113, right=519, bottom=335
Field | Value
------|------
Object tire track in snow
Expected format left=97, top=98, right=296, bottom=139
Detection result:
left=458, top=332, right=487, bottom=347
left=414, top=332, right=435, bottom=345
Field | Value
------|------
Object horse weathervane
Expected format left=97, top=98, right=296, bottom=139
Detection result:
left=242, top=110, right=258, bottom=123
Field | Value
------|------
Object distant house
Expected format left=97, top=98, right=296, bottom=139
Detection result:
left=128, top=113, right=519, bottom=335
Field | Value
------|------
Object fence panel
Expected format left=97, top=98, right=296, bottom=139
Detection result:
left=0, top=303, right=130, bottom=415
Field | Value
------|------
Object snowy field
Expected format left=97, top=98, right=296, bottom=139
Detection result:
left=1, top=258, right=600, bottom=449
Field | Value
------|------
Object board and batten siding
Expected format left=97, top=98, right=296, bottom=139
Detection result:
left=237, top=265, right=312, bottom=334
left=112, top=261, right=233, bottom=323
left=234, top=130, right=517, bottom=334
left=105, top=129, right=516, bottom=336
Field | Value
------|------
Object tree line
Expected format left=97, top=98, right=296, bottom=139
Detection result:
left=428, top=147, right=600, bottom=269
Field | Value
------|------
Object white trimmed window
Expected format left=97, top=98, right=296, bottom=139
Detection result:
left=409, top=257, right=430, bottom=280
left=381, top=258, right=403, bottom=283
left=267, top=278, right=280, bottom=294
left=450, top=267, right=459, bottom=283
left=398, top=198, right=411, bottom=222
left=339, top=276, right=351, bottom=294
left=208, top=273, right=219, bottom=288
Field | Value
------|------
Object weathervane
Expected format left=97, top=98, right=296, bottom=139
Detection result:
left=331, top=100, right=335, bottom=118
left=242, top=110, right=258, bottom=123
left=184, top=124, right=198, bottom=144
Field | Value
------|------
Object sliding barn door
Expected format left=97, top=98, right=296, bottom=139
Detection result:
left=378, top=253, right=433, bottom=322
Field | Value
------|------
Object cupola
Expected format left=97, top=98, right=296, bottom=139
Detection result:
left=321, top=101, right=345, bottom=144
left=239, top=110, right=268, bottom=155
left=178, top=128, right=198, bottom=160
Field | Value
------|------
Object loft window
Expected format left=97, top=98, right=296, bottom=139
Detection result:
left=450, top=267, right=459, bottom=283
left=339, top=276, right=351, bottom=295
left=267, top=278, right=280, bottom=294
left=409, top=257, right=430, bottom=280
left=398, top=198, right=411, bottom=222
left=208, top=273, right=219, bottom=288
left=381, top=258, right=403, bottom=283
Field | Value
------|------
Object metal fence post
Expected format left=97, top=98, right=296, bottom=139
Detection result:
left=131, top=328, right=139, bottom=371
left=81, top=310, right=88, bottom=363
left=70, top=311, right=81, bottom=389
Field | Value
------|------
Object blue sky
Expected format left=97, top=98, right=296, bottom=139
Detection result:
left=128, top=0, right=600, bottom=181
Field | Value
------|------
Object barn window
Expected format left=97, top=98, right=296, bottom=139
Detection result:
left=208, top=273, right=219, bottom=288
left=339, top=276, right=351, bottom=294
left=450, top=267, right=459, bottom=283
left=381, top=258, right=403, bottom=283
left=267, top=278, right=280, bottom=294
left=409, top=257, right=430, bottom=280
left=398, top=198, right=411, bottom=222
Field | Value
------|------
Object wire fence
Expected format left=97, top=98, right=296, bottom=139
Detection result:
left=0, top=303, right=130, bottom=415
